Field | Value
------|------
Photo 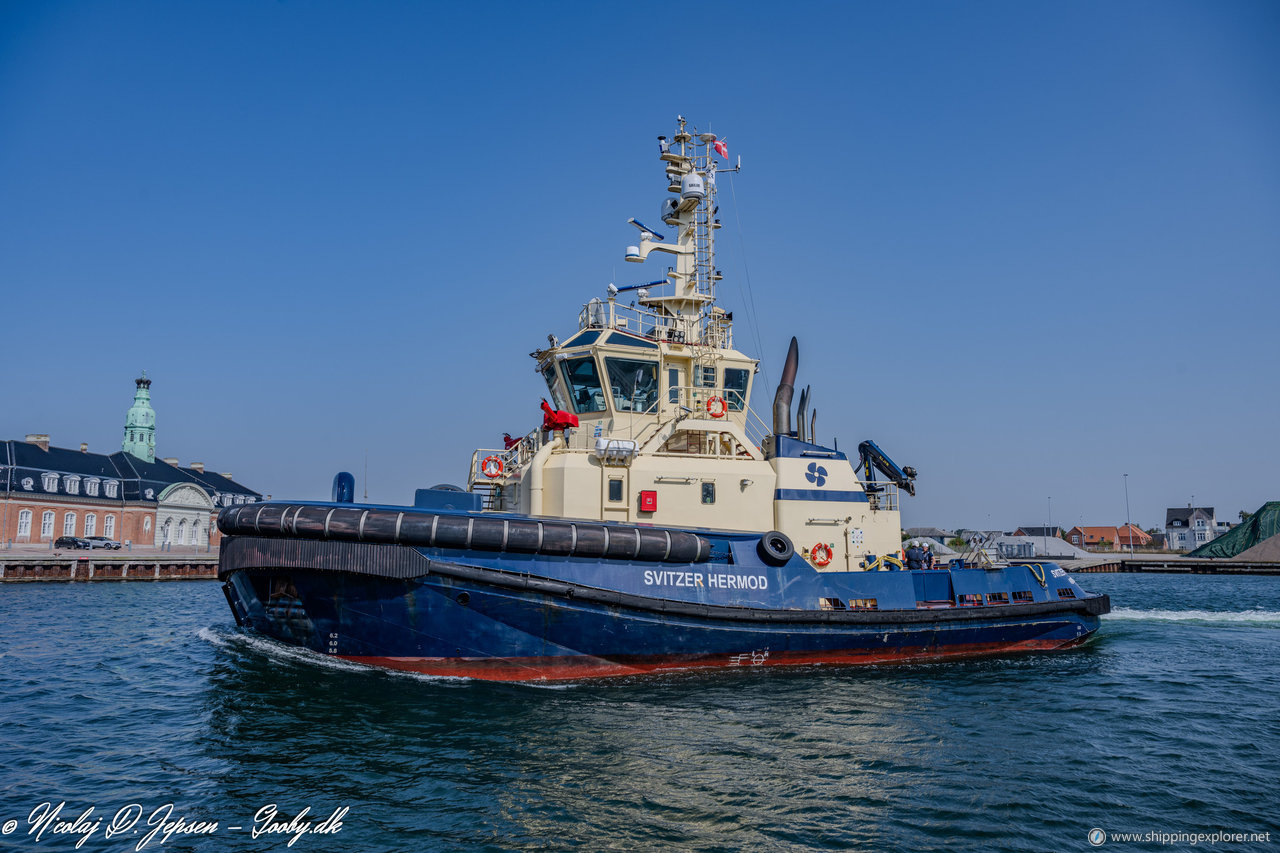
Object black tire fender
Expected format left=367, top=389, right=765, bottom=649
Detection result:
left=758, top=530, right=794, bottom=566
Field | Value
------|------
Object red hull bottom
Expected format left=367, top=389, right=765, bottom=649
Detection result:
left=344, top=636, right=1094, bottom=682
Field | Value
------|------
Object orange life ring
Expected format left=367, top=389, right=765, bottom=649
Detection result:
left=810, top=542, right=833, bottom=567
left=481, top=456, right=504, bottom=478
left=706, top=396, right=727, bottom=418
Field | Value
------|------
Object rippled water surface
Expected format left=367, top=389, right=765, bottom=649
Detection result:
left=2, top=573, right=1278, bottom=851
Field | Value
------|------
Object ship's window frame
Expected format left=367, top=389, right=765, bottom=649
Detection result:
left=603, top=356, right=658, bottom=413
left=1012, top=590, right=1034, bottom=603
left=668, top=367, right=679, bottom=404
left=559, top=355, right=608, bottom=414
left=701, top=481, right=716, bottom=504
left=604, top=331, right=660, bottom=350
left=541, top=363, right=568, bottom=412
left=563, top=330, right=602, bottom=347
left=1056, top=587, right=1077, bottom=599
left=607, top=479, right=623, bottom=502
left=723, top=367, right=750, bottom=412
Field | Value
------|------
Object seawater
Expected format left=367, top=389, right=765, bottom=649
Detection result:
left=1, top=574, right=1278, bottom=852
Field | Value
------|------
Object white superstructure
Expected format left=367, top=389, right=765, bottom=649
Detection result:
left=468, top=117, right=908, bottom=571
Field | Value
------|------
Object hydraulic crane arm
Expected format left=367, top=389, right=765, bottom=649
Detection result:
left=858, top=440, right=917, bottom=497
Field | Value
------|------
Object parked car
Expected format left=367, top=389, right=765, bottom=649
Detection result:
left=53, top=536, right=91, bottom=550
left=85, top=536, right=122, bottom=550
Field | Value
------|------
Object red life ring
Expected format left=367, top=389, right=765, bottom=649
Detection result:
left=810, top=542, right=833, bottom=567
left=481, top=456, right=504, bottom=478
left=705, top=396, right=727, bottom=418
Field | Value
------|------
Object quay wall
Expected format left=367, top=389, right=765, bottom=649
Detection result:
left=1, top=553, right=217, bottom=582
left=1071, top=557, right=1280, bottom=576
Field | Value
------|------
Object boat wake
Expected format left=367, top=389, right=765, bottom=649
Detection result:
left=197, top=626, right=383, bottom=674
left=195, top=626, right=573, bottom=688
left=1107, top=608, right=1280, bottom=627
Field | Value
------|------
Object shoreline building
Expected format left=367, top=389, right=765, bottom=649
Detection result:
left=1165, top=506, right=1219, bottom=552
left=1, top=374, right=260, bottom=548
left=1064, top=524, right=1151, bottom=551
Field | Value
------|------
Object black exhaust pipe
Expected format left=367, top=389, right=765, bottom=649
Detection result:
left=772, top=337, right=799, bottom=436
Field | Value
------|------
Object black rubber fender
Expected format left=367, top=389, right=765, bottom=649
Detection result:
left=757, top=530, right=794, bottom=566
left=217, top=503, right=712, bottom=564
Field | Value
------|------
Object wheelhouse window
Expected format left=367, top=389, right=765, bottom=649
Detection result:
left=541, top=364, right=568, bottom=412
left=560, top=356, right=607, bottom=414
left=724, top=367, right=750, bottom=412
left=604, top=357, right=658, bottom=413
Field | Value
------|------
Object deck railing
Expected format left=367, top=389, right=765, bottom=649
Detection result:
left=577, top=299, right=733, bottom=349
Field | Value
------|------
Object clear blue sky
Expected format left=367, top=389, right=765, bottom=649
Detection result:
left=3, top=1, right=1277, bottom=532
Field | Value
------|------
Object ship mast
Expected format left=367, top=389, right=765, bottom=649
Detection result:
left=626, top=115, right=737, bottom=349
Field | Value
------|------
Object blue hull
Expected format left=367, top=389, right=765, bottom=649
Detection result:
left=217, top=504, right=1108, bottom=681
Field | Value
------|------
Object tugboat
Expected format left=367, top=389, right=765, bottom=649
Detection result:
left=218, top=117, right=1109, bottom=681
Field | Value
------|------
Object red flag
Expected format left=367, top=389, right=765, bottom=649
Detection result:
left=713, top=138, right=728, bottom=159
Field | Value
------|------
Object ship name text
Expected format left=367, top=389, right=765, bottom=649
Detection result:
left=642, top=570, right=768, bottom=590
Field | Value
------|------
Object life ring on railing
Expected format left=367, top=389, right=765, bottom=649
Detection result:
left=705, top=396, right=727, bottom=418
left=480, top=456, right=504, bottom=478
left=810, top=542, right=833, bottom=567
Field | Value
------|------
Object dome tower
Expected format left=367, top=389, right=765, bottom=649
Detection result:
left=122, top=371, right=156, bottom=463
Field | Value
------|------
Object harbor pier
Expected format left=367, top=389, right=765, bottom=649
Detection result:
left=1, top=552, right=218, bottom=582
left=1069, top=556, right=1280, bottom=576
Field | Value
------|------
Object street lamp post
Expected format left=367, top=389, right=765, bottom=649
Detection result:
left=1046, top=496, right=1052, bottom=557
left=1124, top=473, right=1133, bottom=555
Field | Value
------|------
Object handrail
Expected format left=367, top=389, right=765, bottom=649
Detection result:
left=859, top=480, right=900, bottom=512
left=576, top=299, right=733, bottom=349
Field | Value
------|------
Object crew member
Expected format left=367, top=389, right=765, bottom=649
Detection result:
left=923, top=542, right=935, bottom=570
left=905, top=542, right=925, bottom=570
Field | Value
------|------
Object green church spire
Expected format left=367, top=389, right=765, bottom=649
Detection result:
left=122, top=371, right=156, bottom=463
